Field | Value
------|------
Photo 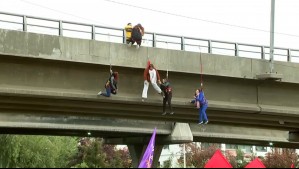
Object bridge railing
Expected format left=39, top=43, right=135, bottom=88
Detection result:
left=0, top=11, right=299, bottom=63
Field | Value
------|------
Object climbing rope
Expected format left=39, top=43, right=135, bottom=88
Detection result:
left=147, top=38, right=150, bottom=60
left=108, top=33, right=112, bottom=72
left=199, top=45, right=203, bottom=88
left=166, top=41, right=169, bottom=79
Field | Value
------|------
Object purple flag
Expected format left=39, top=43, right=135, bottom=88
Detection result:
left=138, top=128, right=157, bottom=168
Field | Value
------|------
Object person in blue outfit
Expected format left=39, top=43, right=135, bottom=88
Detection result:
left=196, top=88, right=208, bottom=124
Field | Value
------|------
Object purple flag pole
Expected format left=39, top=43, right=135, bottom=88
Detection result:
left=138, top=128, right=157, bottom=168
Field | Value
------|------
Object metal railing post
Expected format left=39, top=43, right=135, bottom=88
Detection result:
left=261, top=46, right=265, bottom=60
left=287, top=49, right=292, bottom=62
left=123, top=29, right=126, bottom=44
left=208, top=40, right=212, bottom=54
left=92, top=25, right=96, bottom=40
left=59, top=21, right=63, bottom=36
left=153, top=33, right=156, bottom=48
left=23, top=16, right=27, bottom=32
left=235, top=43, right=239, bottom=56
left=181, top=37, right=185, bottom=51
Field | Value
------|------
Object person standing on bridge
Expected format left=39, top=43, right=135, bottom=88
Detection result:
left=125, top=23, right=133, bottom=46
left=131, top=23, right=144, bottom=49
left=142, top=62, right=163, bottom=101
left=160, top=78, right=174, bottom=115
left=196, top=88, right=208, bottom=124
left=97, top=70, right=118, bottom=97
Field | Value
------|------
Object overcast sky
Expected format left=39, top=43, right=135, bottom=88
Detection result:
left=1, top=0, right=299, bottom=49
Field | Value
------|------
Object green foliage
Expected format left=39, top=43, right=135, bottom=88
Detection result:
left=0, top=135, right=132, bottom=168
left=69, top=138, right=132, bottom=168
left=73, top=162, right=89, bottom=168
left=0, top=135, right=77, bottom=168
left=225, top=149, right=249, bottom=168
left=235, top=149, right=250, bottom=168
left=236, top=149, right=244, bottom=161
left=161, top=153, right=173, bottom=168
left=82, top=138, right=107, bottom=168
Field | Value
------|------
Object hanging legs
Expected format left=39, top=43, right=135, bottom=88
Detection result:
left=162, top=93, right=174, bottom=115
left=98, top=86, right=112, bottom=97
left=198, top=105, right=208, bottom=124
left=142, top=81, right=163, bottom=102
left=142, top=80, right=149, bottom=101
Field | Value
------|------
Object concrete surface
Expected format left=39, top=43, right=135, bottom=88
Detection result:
left=1, top=29, right=299, bottom=83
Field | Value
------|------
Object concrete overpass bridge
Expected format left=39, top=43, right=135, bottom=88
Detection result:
left=1, top=12, right=299, bottom=167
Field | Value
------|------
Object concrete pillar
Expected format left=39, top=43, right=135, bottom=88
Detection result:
left=128, top=144, right=164, bottom=168
left=128, top=144, right=146, bottom=168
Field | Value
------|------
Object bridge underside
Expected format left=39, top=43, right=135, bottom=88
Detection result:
left=0, top=90, right=298, bottom=148
left=0, top=87, right=299, bottom=129
left=0, top=110, right=298, bottom=148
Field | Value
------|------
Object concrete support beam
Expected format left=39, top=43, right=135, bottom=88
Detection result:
left=167, top=123, right=193, bottom=144
left=105, top=123, right=192, bottom=145
left=289, top=131, right=299, bottom=142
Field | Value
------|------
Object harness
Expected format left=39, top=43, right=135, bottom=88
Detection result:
left=165, top=86, right=172, bottom=93
left=200, top=98, right=208, bottom=106
left=197, top=93, right=208, bottom=106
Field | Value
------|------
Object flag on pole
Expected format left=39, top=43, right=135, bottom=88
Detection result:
left=138, top=128, right=157, bottom=168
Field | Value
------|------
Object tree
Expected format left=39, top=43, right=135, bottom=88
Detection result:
left=0, top=135, right=21, bottom=168
left=82, top=138, right=107, bottom=168
left=262, top=148, right=298, bottom=168
left=161, top=153, right=174, bottom=168
left=177, top=143, right=250, bottom=168
left=177, top=143, right=220, bottom=168
left=69, top=138, right=132, bottom=168
left=224, top=149, right=251, bottom=168
left=0, top=135, right=78, bottom=168
left=116, top=146, right=132, bottom=168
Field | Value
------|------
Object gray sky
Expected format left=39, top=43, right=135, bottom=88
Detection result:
left=1, top=0, right=299, bottom=49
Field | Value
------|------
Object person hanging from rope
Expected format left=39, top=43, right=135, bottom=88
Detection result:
left=131, top=23, right=144, bottom=49
left=196, top=87, right=208, bottom=125
left=97, top=69, right=119, bottom=97
left=160, top=78, right=174, bottom=115
left=190, top=92, right=197, bottom=105
left=125, top=23, right=133, bottom=46
left=142, top=62, right=164, bottom=101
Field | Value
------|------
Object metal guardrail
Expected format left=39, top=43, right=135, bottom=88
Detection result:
left=0, top=11, right=299, bottom=62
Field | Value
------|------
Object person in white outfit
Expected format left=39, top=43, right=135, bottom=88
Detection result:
left=142, top=63, right=163, bottom=101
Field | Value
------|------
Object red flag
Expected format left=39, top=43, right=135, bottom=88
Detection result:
left=245, top=158, right=266, bottom=168
left=204, top=149, right=233, bottom=168
left=291, top=163, right=295, bottom=168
